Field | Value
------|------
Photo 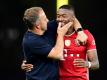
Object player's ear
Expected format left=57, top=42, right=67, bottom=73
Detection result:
left=72, top=14, right=76, bottom=19
left=70, top=16, right=75, bottom=22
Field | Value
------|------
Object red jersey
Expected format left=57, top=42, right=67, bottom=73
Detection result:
left=59, top=30, right=96, bottom=80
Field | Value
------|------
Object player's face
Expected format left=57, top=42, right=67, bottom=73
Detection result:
left=57, top=9, right=74, bottom=27
left=38, top=11, right=49, bottom=31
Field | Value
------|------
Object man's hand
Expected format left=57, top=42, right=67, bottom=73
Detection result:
left=73, top=18, right=88, bottom=45
left=57, top=22, right=73, bottom=36
left=21, top=60, right=33, bottom=72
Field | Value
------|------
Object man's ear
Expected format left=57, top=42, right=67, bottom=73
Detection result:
left=34, top=25, right=40, bottom=31
left=36, top=25, right=40, bottom=29
left=34, top=22, right=40, bottom=29
left=35, top=19, right=41, bottom=29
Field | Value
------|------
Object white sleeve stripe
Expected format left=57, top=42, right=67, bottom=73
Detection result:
left=87, top=49, right=96, bottom=52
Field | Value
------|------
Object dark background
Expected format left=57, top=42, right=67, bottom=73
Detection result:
left=0, top=0, right=106, bottom=80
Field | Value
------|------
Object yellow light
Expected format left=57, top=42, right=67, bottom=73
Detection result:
left=57, top=0, right=68, bottom=11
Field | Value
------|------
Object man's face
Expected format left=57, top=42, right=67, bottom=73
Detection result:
left=57, top=9, right=74, bottom=27
left=37, top=10, right=49, bottom=31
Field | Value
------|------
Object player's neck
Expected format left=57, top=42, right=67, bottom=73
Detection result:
left=65, top=28, right=75, bottom=36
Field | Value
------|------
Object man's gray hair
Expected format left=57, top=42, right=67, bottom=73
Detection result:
left=23, top=7, right=43, bottom=29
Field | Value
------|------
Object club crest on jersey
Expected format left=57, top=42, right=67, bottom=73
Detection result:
left=65, top=40, right=71, bottom=47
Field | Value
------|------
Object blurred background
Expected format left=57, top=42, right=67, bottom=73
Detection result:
left=0, top=0, right=106, bottom=80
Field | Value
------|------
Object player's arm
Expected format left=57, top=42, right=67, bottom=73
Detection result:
left=87, top=50, right=99, bottom=69
left=86, top=30, right=99, bottom=69
left=73, top=17, right=88, bottom=45
left=21, top=60, right=33, bottom=72
left=73, top=50, right=99, bottom=69
left=74, top=30, right=99, bottom=69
